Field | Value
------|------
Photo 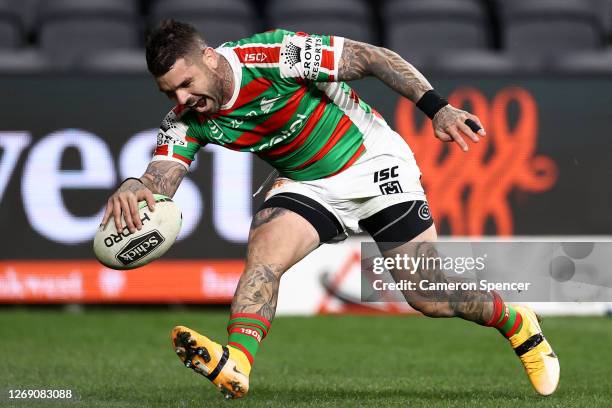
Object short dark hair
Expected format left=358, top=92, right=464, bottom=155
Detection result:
left=145, top=20, right=207, bottom=77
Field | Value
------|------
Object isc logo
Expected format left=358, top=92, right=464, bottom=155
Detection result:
left=373, top=165, right=399, bottom=182
left=244, top=52, right=268, bottom=63
left=374, top=166, right=402, bottom=195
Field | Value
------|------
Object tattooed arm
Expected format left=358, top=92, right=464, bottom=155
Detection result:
left=101, top=160, right=186, bottom=233
left=140, top=160, right=187, bottom=197
left=338, top=39, right=432, bottom=103
left=337, top=39, right=485, bottom=151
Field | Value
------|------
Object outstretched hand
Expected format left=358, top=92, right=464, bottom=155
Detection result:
left=432, top=105, right=486, bottom=152
left=101, top=179, right=155, bottom=233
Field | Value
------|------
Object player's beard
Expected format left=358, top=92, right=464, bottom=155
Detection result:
left=192, top=96, right=216, bottom=114
left=194, top=66, right=227, bottom=114
left=217, top=55, right=234, bottom=107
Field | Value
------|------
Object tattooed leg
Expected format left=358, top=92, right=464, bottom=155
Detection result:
left=168, top=208, right=319, bottom=391
left=231, top=263, right=282, bottom=321
left=384, top=225, right=494, bottom=325
left=230, top=207, right=320, bottom=321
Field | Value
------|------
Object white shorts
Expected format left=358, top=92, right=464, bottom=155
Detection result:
left=264, top=127, right=427, bottom=239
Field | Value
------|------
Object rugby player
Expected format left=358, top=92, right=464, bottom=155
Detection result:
left=101, top=20, right=559, bottom=399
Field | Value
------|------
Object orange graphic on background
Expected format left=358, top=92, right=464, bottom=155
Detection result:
left=396, top=87, right=557, bottom=236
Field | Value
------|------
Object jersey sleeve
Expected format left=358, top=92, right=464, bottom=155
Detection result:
left=278, top=30, right=344, bottom=82
left=151, top=106, right=204, bottom=169
left=231, top=29, right=344, bottom=82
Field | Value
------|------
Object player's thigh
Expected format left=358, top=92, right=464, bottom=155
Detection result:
left=248, top=186, right=349, bottom=273
left=247, top=207, right=319, bottom=273
left=359, top=201, right=439, bottom=295
left=382, top=224, right=439, bottom=281
left=359, top=199, right=435, bottom=255
left=392, top=223, right=438, bottom=252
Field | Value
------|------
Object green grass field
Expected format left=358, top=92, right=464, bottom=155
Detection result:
left=0, top=309, right=611, bottom=407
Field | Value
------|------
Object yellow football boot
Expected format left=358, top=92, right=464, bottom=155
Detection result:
left=509, top=306, right=560, bottom=396
left=171, top=326, right=252, bottom=399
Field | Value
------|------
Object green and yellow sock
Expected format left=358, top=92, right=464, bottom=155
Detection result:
left=227, top=313, right=270, bottom=365
left=486, top=291, right=523, bottom=338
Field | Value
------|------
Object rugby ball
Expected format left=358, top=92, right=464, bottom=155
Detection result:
left=93, top=194, right=182, bottom=270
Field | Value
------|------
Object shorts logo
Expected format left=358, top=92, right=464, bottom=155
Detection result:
left=373, top=166, right=399, bottom=183
left=418, top=202, right=431, bottom=220
left=379, top=181, right=403, bottom=195
left=375, top=166, right=402, bottom=195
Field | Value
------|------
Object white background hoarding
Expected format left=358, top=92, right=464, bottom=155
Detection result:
left=276, top=237, right=612, bottom=316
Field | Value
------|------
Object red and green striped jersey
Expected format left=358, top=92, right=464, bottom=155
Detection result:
left=152, top=29, right=388, bottom=181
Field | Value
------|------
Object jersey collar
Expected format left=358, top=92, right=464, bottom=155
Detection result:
left=216, top=47, right=242, bottom=111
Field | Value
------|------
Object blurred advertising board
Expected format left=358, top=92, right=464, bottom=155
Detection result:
left=0, top=260, right=243, bottom=303
left=1, top=73, right=611, bottom=303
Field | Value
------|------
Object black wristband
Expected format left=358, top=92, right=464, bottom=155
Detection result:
left=416, top=90, right=448, bottom=119
left=120, top=177, right=143, bottom=186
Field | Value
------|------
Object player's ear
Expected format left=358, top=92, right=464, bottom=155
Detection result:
left=202, top=47, right=218, bottom=69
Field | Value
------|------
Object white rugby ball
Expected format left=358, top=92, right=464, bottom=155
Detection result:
left=93, top=194, right=182, bottom=270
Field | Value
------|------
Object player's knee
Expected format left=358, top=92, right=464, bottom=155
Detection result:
left=409, top=300, right=454, bottom=318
